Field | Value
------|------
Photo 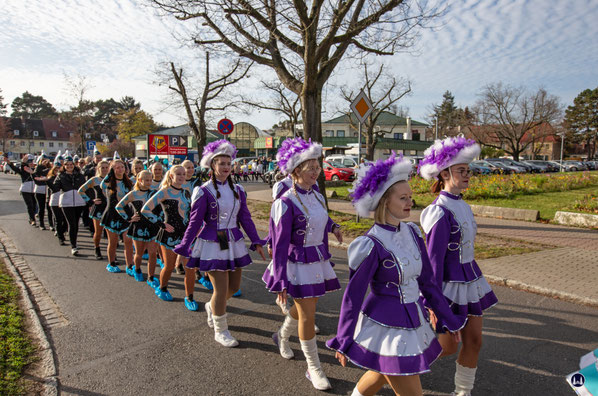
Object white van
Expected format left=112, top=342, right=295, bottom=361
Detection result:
left=325, top=155, right=360, bottom=168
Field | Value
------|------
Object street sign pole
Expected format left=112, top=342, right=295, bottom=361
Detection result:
left=350, top=89, right=373, bottom=224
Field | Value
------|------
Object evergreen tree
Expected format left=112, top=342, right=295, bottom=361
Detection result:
left=564, top=88, right=598, bottom=159
left=11, top=91, right=58, bottom=119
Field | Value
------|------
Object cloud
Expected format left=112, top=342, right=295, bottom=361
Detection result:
left=1, top=0, right=597, bottom=130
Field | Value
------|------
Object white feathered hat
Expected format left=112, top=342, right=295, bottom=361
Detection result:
left=418, top=136, right=480, bottom=180
left=200, top=139, right=237, bottom=168
left=276, top=137, right=322, bottom=175
left=351, top=152, right=412, bottom=217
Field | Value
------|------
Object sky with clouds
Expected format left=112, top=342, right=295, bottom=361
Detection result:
left=1, top=0, right=597, bottom=131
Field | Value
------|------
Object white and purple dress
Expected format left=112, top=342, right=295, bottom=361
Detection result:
left=326, top=222, right=467, bottom=376
left=174, top=180, right=264, bottom=272
left=262, top=185, right=341, bottom=298
left=420, top=191, right=498, bottom=331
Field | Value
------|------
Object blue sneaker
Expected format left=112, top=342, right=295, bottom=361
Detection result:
left=106, top=263, right=121, bottom=273
left=126, top=266, right=135, bottom=277
left=147, top=278, right=157, bottom=288
left=142, top=253, right=149, bottom=260
left=233, top=289, right=242, bottom=297
left=155, top=288, right=173, bottom=301
left=184, top=297, right=199, bottom=311
left=199, top=277, right=213, bottom=291
left=133, top=270, right=144, bottom=282
left=157, top=258, right=164, bottom=269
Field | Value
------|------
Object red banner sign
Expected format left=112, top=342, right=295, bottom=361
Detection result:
left=149, top=134, right=169, bottom=155
left=265, top=137, right=273, bottom=148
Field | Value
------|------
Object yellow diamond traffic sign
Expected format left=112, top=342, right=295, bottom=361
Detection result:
left=350, top=89, right=373, bottom=123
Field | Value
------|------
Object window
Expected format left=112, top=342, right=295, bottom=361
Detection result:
left=39, top=142, right=44, bottom=147
left=33, top=130, right=39, bottom=137
left=85, top=133, right=91, bottom=139
left=394, top=133, right=404, bottom=140
left=58, top=142, right=63, bottom=148
left=51, top=131, right=57, bottom=137
left=10, top=141, right=15, bottom=147
left=13, top=130, right=20, bottom=136
left=100, top=134, right=107, bottom=140
left=336, top=130, right=345, bottom=137
left=20, top=141, right=25, bottom=146
left=412, top=132, right=420, bottom=141
left=29, top=141, right=34, bottom=146
left=49, top=142, right=54, bottom=148
left=69, top=132, right=74, bottom=138
left=325, top=130, right=334, bottom=137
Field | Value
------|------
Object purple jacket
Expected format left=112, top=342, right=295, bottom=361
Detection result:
left=173, top=181, right=265, bottom=257
left=420, top=191, right=483, bottom=285
left=327, top=223, right=467, bottom=354
left=265, top=186, right=337, bottom=293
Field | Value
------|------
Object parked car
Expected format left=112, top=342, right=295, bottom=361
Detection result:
left=582, top=160, right=597, bottom=170
left=514, top=160, right=544, bottom=173
left=563, top=160, right=587, bottom=171
left=469, top=162, right=492, bottom=175
left=325, top=155, right=360, bottom=168
left=472, top=160, right=505, bottom=174
left=486, top=158, right=527, bottom=173
left=323, top=161, right=354, bottom=181
left=524, top=160, right=559, bottom=172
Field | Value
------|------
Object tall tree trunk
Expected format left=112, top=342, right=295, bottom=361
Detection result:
left=301, top=87, right=328, bottom=206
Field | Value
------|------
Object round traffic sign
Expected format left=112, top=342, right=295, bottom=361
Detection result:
left=217, top=118, right=234, bottom=135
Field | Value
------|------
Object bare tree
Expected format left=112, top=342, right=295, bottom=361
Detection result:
left=470, top=83, right=562, bottom=160
left=150, top=0, right=440, bottom=144
left=241, top=80, right=301, bottom=136
left=339, top=61, right=411, bottom=160
left=62, top=74, right=95, bottom=155
left=163, top=52, right=251, bottom=158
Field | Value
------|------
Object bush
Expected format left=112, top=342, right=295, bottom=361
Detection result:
left=570, top=194, right=598, bottom=214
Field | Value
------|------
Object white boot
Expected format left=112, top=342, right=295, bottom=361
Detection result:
left=351, top=386, right=365, bottom=396
left=314, top=323, right=320, bottom=334
left=274, top=314, right=297, bottom=359
left=212, top=313, right=238, bottom=348
left=453, top=362, right=477, bottom=396
left=204, top=302, right=214, bottom=328
left=300, top=337, right=331, bottom=390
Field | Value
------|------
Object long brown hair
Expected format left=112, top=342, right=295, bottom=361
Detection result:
left=107, top=159, right=133, bottom=193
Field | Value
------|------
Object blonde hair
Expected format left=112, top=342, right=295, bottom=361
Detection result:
left=181, top=159, right=194, bottom=168
left=373, top=181, right=407, bottom=224
left=134, top=170, right=152, bottom=191
left=95, top=160, right=110, bottom=177
left=161, top=165, right=184, bottom=189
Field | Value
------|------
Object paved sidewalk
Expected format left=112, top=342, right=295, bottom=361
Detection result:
left=248, top=188, right=598, bottom=305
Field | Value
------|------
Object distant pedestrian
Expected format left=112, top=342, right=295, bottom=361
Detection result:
left=419, top=137, right=498, bottom=396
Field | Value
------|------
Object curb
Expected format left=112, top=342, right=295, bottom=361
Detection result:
left=0, top=229, right=59, bottom=396
left=485, top=274, right=598, bottom=308
left=256, top=219, right=598, bottom=307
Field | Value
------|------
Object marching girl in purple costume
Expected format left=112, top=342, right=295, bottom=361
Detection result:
left=141, top=165, right=191, bottom=302
left=419, top=137, right=498, bottom=396
left=174, top=140, right=266, bottom=346
left=101, top=156, right=134, bottom=273
left=262, top=137, right=343, bottom=391
left=327, top=154, right=465, bottom=396
left=116, top=170, right=160, bottom=284
left=78, top=159, right=109, bottom=260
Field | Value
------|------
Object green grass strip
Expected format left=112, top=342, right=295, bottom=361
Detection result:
left=0, top=260, right=36, bottom=396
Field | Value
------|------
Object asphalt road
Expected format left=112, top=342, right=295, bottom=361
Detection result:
left=0, top=173, right=596, bottom=396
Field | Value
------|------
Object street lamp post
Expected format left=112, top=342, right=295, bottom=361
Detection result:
left=559, top=133, right=565, bottom=172
left=429, top=115, right=438, bottom=140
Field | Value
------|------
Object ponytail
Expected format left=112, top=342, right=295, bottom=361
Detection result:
left=431, top=176, right=444, bottom=194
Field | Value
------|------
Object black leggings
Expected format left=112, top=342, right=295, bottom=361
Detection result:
left=35, top=193, right=46, bottom=227
left=46, top=199, right=54, bottom=229
left=62, top=206, right=84, bottom=248
left=51, top=206, right=67, bottom=240
left=21, top=192, right=37, bottom=222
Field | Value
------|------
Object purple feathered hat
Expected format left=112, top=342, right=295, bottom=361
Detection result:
left=200, top=139, right=238, bottom=168
left=351, top=152, right=412, bottom=217
left=276, top=137, right=322, bottom=175
left=418, top=136, right=480, bottom=180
